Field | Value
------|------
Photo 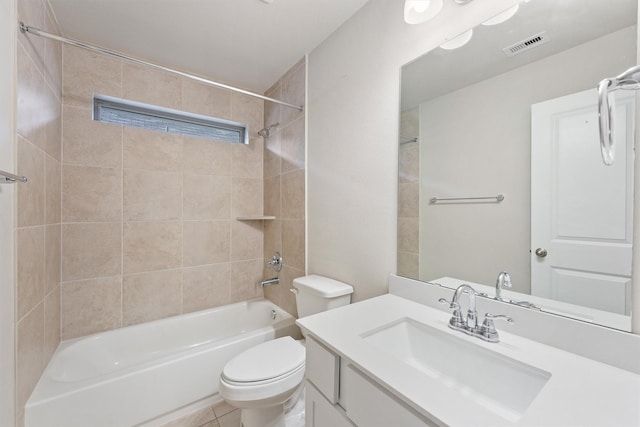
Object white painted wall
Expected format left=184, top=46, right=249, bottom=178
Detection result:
left=0, top=0, right=16, bottom=425
left=307, top=0, right=519, bottom=301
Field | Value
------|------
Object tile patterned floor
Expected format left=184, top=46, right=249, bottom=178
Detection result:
left=160, top=394, right=305, bottom=427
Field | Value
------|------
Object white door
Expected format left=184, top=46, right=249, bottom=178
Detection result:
left=531, top=89, right=634, bottom=315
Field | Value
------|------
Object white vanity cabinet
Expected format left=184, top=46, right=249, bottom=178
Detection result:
left=305, top=335, right=436, bottom=427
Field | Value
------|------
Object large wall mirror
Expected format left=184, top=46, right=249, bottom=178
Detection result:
left=398, top=0, right=637, bottom=331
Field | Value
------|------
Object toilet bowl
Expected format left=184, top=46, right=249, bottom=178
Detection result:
left=219, top=337, right=305, bottom=427
left=218, top=275, right=354, bottom=427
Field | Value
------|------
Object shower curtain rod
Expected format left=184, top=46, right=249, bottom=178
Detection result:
left=19, top=22, right=304, bottom=112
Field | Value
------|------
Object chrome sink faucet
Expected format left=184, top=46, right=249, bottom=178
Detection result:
left=495, top=271, right=512, bottom=301
left=439, top=283, right=514, bottom=343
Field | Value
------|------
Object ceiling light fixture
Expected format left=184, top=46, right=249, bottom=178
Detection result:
left=440, top=29, right=473, bottom=50
left=482, top=4, right=520, bottom=26
left=404, top=0, right=444, bottom=25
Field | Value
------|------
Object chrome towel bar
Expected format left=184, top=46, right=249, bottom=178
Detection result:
left=0, top=169, right=27, bottom=184
left=429, top=194, right=504, bottom=204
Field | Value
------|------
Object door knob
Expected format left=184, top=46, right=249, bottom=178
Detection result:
left=535, top=248, right=548, bottom=257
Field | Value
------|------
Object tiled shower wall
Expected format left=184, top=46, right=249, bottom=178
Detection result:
left=262, top=58, right=306, bottom=316
left=60, top=45, right=266, bottom=339
left=15, top=0, right=62, bottom=423
left=397, top=107, right=419, bottom=278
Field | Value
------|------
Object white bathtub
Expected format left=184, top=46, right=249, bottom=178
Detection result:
left=25, top=298, right=298, bottom=427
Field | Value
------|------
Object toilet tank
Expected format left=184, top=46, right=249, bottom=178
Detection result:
left=293, top=275, right=354, bottom=318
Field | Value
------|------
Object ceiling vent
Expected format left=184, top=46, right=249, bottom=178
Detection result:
left=503, top=32, right=550, bottom=57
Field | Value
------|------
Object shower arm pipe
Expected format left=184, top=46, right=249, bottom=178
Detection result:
left=18, top=22, right=304, bottom=112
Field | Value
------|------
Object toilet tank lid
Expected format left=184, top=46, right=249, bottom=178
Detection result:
left=293, top=275, right=354, bottom=298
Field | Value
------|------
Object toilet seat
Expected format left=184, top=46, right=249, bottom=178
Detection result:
left=222, top=336, right=305, bottom=383
left=219, top=337, right=306, bottom=403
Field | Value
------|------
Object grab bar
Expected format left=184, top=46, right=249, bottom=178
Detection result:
left=430, top=194, right=504, bottom=204
left=597, top=63, right=640, bottom=166
left=0, top=169, right=27, bottom=184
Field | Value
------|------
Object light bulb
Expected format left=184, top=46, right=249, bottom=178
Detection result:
left=482, top=4, right=519, bottom=26
left=440, top=29, right=473, bottom=50
left=404, top=0, right=443, bottom=24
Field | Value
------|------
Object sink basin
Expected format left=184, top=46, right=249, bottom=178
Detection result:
left=362, top=318, right=551, bottom=422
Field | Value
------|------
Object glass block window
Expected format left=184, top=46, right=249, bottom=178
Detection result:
left=93, top=95, right=248, bottom=144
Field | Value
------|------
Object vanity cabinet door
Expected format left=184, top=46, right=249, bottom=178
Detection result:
left=306, top=336, right=340, bottom=403
left=305, top=380, right=354, bottom=427
left=343, top=365, right=438, bottom=427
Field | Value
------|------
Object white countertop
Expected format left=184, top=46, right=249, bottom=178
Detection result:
left=297, top=294, right=640, bottom=426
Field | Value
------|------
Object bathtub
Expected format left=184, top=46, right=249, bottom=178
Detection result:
left=25, top=298, right=298, bottom=427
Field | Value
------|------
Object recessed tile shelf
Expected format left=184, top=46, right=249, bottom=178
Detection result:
left=236, top=216, right=276, bottom=221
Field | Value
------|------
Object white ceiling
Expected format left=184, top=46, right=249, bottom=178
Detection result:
left=48, top=0, right=369, bottom=93
left=401, top=0, right=637, bottom=110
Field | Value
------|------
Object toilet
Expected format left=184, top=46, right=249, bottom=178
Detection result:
left=219, top=275, right=354, bottom=427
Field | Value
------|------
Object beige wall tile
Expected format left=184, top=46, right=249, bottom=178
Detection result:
left=276, top=265, right=303, bottom=317
left=264, top=176, right=280, bottom=217
left=123, top=169, right=182, bottom=221
left=43, top=87, right=62, bottom=161
left=263, top=220, right=282, bottom=258
left=17, top=42, right=45, bottom=149
left=44, top=286, right=61, bottom=362
left=183, top=137, right=232, bottom=176
left=17, top=226, right=45, bottom=320
left=282, top=220, right=305, bottom=271
left=62, top=222, right=122, bottom=281
left=123, top=221, right=182, bottom=274
left=60, top=276, right=122, bottom=339
left=17, top=0, right=45, bottom=72
left=231, top=178, right=263, bottom=217
left=280, top=61, right=305, bottom=125
left=123, top=63, right=181, bottom=110
left=123, top=127, right=183, bottom=172
left=232, top=138, right=263, bottom=179
left=43, top=5, right=62, bottom=98
left=399, top=142, right=419, bottom=184
left=231, top=92, right=264, bottom=138
left=123, top=269, right=182, bottom=326
left=281, top=170, right=304, bottom=219
left=45, top=224, right=60, bottom=294
left=263, top=133, right=281, bottom=179
left=264, top=83, right=281, bottom=132
left=182, top=78, right=231, bottom=120
left=16, top=302, right=44, bottom=411
left=63, top=45, right=122, bottom=108
left=183, top=220, right=230, bottom=266
left=17, top=137, right=45, bottom=227
left=280, top=118, right=304, bottom=173
left=230, top=259, right=264, bottom=303
left=183, top=174, right=231, bottom=220
left=45, top=155, right=61, bottom=224
left=63, top=165, right=122, bottom=222
left=231, top=220, right=263, bottom=261
left=397, top=252, right=419, bottom=278
left=62, top=105, right=122, bottom=168
left=398, top=182, right=419, bottom=218
left=397, top=217, right=419, bottom=253
left=183, top=264, right=230, bottom=313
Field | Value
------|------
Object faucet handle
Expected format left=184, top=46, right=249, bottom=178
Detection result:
left=438, top=298, right=465, bottom=328
left=480, top=313, right=514, bottom=343
left=438, top=297, right=459, bottom=310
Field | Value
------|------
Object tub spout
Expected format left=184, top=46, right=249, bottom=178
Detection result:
left=260, top=277, right=279, bottom=287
